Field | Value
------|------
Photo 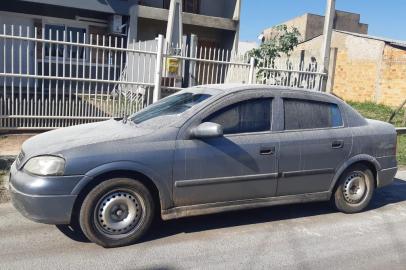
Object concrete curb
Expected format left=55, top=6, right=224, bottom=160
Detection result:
left=0, top=155, right=14, bottom=203
left=0, top=172, right=10, bottom=203
left=0, top=188, right=10, bottom=203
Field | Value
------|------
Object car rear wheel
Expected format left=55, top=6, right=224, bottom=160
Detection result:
left=333, top=164, right=375, bottom=213
left=79, top=178, right=154, bottom=248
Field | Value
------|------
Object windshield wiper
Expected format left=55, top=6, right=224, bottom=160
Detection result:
left=113, top=115, right=129, bottom=124
left=122, top=114, right=128, bottom=124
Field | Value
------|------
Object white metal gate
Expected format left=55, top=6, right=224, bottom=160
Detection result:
left=0, top=25, right=158, bottom=130
left=0, top=24, right=326, bottom=131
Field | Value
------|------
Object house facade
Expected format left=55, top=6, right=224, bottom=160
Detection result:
left=0, top=0, right=241, bottom=96
left=0, top=0, right=240, bottom=50
left=0, top=0, right=243, bottom=130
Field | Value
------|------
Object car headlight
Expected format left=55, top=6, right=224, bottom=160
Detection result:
left=23, top=156, right=65, bottom=176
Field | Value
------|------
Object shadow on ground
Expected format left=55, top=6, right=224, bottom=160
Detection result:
left=59, top=178, right=406, bottom=244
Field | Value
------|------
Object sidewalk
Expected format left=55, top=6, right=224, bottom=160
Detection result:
left=0, top=134, right=35, bottom=170
left=0, top=134, right=35, bottom=156
left=397, top=170, right=406, bottom=180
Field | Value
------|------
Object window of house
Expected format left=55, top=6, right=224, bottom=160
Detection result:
left=183, top=0, right=200, bottom=13
left=44, top=24, right=64, bottom=58
left=66, top=27, right=86, bottom=59
left=204, top=98, right=272, bottom=135
left=44, top=24, right=86, bottom=59
left=284, top=99, right=343, bottom=130
left=163, top=0, right=200, bottom=13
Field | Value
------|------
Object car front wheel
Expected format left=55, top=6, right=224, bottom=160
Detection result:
left=333, top=164, right=375, bottom=213
left=79, top=178, right=154, bottom=248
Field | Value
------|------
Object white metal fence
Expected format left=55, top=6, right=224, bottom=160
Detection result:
left=256, top=57, right=325, bottom=90
left=0, top=24, right=326, bottom=130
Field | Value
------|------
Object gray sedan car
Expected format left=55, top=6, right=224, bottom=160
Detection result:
left=10, top=84, right=398, bottom=247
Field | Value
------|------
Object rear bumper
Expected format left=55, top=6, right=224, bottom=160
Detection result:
left=377, top=167, right=398, bottom=188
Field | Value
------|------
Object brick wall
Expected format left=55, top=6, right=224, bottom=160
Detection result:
left=332, top=50, right=378, bottom=103
left=332, top=44, right=406, bottom=107
left=378, top=45, right=406, bottom=107
left=293, top=32, right=406, bottom=107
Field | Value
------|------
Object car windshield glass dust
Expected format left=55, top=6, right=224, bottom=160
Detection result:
left=131, top=93, right=211, bottom=124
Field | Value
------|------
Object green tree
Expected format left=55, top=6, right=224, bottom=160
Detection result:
left=248, top=25, right=301, bottom=80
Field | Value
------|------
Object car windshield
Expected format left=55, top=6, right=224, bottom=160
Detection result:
left=130, top=92, right=212, bottom=124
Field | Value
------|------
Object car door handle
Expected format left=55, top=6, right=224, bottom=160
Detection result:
left=260, top=146, right=275, bottom=155
left=332, top=140, right=344, bottom=149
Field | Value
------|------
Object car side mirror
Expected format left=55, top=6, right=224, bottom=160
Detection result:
left=192, top=122, right=223, bottom=139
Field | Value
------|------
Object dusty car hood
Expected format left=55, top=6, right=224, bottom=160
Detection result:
left=22, top=119, right=154, bottom=156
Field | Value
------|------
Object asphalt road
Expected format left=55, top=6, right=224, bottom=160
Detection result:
left=1, top=172, right=406, bottom=270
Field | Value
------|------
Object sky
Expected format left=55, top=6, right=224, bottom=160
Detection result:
left=240, top=0, right=406, bottom=42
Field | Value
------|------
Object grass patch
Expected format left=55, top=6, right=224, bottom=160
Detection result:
left=348, top=101, right=405, bottom=127
left=398, top=135, right=406, bottom=166
left=348, top=101, right=405, bottom=166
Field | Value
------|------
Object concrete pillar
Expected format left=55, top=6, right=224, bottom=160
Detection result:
left=374, top=43, right=386, bottom=103
left=248, top=57, right=255, bottom=84
left=232, top=0, right=241, bottom=52
left=320, top=0, right=335, bottom=92
left=127, top=1, right=138, bottom=83
left=188, top=34, right=198, bottom=87
left=127, top=0, right=138, bottom=45
left=153, top=35, right=165, bottom=103
left=166, top=0, right=183, bottom=51
left=326, top=48, right=338, bottom=93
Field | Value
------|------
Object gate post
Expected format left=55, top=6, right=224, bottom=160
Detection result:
left=153, top=34, right=165, bottom=103
left=188, top=34, right=198, bottom=87
left=248, top=57, right=255, bottom=84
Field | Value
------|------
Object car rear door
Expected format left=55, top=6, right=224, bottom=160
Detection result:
left=172, top=92, right=280, bottom=206
left=276, top=93, right=352, bottom=196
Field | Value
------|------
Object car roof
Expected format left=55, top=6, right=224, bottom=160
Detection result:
left=192, top=84, right=337, bottom=99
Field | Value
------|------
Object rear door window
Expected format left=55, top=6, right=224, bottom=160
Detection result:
left=284, top=99, right=343, bottom=130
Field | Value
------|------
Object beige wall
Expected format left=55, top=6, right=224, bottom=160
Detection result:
left=334, top=11, right=368, bottom=35
left=263, top=14, right=308, bottom=42
left=263, top=11, right=368, bottom=43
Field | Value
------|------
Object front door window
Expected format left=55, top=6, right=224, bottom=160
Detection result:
left=204, top=98, right=272, bottom=135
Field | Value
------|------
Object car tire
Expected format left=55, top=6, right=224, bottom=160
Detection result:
left=79, top=178, right=154, bottom=248
left=333, top=164, right=375, bottom=214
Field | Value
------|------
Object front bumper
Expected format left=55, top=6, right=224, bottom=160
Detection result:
left=377, top=167, right=398, bottom=188
left=10, top=183, right=77, bottom=224
left=9, top=162, right=82, bottom=224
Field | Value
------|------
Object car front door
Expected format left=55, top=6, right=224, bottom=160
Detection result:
left=276, top=95, right=352, bottom=196
left=172, top=93, right=280, bottom=206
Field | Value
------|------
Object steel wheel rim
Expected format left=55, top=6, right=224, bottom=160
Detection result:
left=94, top=188, right=146, bottom=237
left=343, top=171, right=367, bottom=204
